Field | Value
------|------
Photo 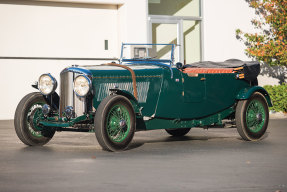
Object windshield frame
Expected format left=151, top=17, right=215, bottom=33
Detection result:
left=120, top=43, right=175, bottom=66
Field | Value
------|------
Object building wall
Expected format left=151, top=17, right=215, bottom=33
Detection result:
left=0, top=0, right=285, bottom=120
left=203, top=0, right=286, bottom=86
left=203, top=0, right=255, bottom=61
left=0, top=0, right=148, bottom=120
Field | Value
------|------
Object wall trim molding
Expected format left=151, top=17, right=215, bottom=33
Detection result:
left=0, top=0, right=124, bottom=8
left=0, top=0, right=125, bottom=5
left=35, top=0, right=125, bottom=5
left=0, top=56, right=118, bottom=61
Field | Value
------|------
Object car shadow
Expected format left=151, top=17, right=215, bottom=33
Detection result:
left=17, top=145, right=56, bottom=155
left=127, top=135, right=231, bottom=151
left=16, top=131, right=269, bottom=153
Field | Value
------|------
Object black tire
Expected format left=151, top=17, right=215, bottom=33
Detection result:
left=165, top=128, right=191, bottom=137
left=235, top=92, right=269, bottom=141
left=14, top=92, right=55, bottom=146
left=94, top=95, right=136, bottom=152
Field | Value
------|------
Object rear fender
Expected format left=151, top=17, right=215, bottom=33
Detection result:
left=236, top=86, right=273, bottom=107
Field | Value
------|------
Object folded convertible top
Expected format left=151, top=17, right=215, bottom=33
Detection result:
left=184, top=59, right=259, bottom=68
left=183, top=59, right=260, bottom=81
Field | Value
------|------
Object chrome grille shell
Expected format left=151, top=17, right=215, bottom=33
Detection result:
left=59, top=67, right=91, bottom=118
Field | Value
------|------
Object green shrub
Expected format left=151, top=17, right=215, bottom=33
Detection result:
left=264, top=84, right=287, bottom=113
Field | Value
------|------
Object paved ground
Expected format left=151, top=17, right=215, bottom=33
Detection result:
left=0, top=119, right=286, bottom=192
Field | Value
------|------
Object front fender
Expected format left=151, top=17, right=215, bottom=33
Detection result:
left=111, top=89, right=141, bottom=114
left=31, top=83, right=59, bottom=110
left=236, top=86, right=272, bottom=107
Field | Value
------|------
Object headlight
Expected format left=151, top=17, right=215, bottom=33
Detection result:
left=73, top=75, right=91, bottom=97
left=38, top=73, right=57, bottom=95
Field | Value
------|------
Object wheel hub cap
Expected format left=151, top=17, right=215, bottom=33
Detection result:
left=119, top=120, right=127, bottom=128
left=256, top=113, right=263, bottom=123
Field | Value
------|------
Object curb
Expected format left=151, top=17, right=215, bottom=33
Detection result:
left=269, top=112, right=287, bottom=119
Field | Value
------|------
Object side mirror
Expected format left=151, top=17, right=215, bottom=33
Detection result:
left=176, top=62, right=183, bottom=69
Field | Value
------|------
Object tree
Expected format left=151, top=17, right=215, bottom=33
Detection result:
left=236, top=0, right=287, bottom=66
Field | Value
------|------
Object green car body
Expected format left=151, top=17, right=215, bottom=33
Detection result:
left=14, top=44, right=272, bottom=151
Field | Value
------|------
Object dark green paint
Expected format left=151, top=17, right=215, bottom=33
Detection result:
left=88, top=64, right=164, bottom=117
left=36, top=63, right=271, bottom=132
left=236, top=86, right=272, bottom=107
left=39, top=114, right=88, bottom=128
left=143, top=106, right=234, bottom=130
left=112, top=90, right=141, bottom=114
left=155, top=68, right=250, bottom=119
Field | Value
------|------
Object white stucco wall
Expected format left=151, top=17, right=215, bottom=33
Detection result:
left=0, top=0, right=148, bottom=120
left=0, top=3, right=119, bottom=58
left=203, top=0, right=286, bottom=86
left=0, top=0, right=284, bottom=120
left=203, top=0, right=255, bottom=61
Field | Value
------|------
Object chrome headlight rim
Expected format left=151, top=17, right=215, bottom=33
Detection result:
left=73, top=75, right=92, bottom=97
left=38, top=73, right=57, bottom=96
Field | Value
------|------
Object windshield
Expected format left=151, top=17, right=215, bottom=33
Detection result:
left=120, top=43, right=175, bottom=65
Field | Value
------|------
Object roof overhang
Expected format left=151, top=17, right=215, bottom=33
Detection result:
left=22, top=0, right=125, bottom=5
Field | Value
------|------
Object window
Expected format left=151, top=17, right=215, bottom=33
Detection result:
left=148, top=0, right=203, bottom=64
left=149, top=0, right=200, bottom=17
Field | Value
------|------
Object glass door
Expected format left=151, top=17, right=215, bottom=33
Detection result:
left=149, top=18, right=202, bottom=65
left=149, top=19, right=183, bottom=63
left=183, top=20, right=201, bottom=64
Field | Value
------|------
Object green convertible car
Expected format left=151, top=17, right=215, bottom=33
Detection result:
left=14, top=43, right=272, bottom=151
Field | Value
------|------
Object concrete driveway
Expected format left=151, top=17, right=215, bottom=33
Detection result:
left=0, top=118, right=286, bottom=192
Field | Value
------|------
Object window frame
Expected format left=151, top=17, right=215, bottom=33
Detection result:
left=147, top=0, right=204, bottom=63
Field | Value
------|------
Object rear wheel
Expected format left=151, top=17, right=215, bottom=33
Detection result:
left=165, top=128, right=191, bottom=137
left=94, top=95, right=136, bottom=151
left=14, top=92, right=55, bottom=146
left=235, top=92, right=269, bottom=141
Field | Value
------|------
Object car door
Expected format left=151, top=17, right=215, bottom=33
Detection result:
left=182, top=73, right=206, bottom=103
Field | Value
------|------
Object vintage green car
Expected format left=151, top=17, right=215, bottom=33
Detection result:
left=14, top=44, right=272, bottom=151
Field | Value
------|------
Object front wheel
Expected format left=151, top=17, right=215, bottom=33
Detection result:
left=14, top=92, right=55, bottom=146
left=94, top=95, right=136, bottom=151
left=235, top=92, right=269, bottom=141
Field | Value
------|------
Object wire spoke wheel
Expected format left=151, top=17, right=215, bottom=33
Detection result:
left=27, top=103, right=45, bottom=138
left=106, top=104, right=131, bottom=142
left=14, top=92, right=55, bottom=146
left=246, top=100, right=266, bottom=133
left=95, top=95, right=135, bottom=152
left=236, top=92, right=269, bottom=141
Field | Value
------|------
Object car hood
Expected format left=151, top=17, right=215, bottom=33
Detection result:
left=60, top=63, right=168, bottom=116
left=79, top=64, right=167, bottom=77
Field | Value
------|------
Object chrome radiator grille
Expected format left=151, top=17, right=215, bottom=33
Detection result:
left=59, top=71, right=86, bottom=118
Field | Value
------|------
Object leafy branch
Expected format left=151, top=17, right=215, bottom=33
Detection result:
left=236, top=0, right=287, bottom=66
